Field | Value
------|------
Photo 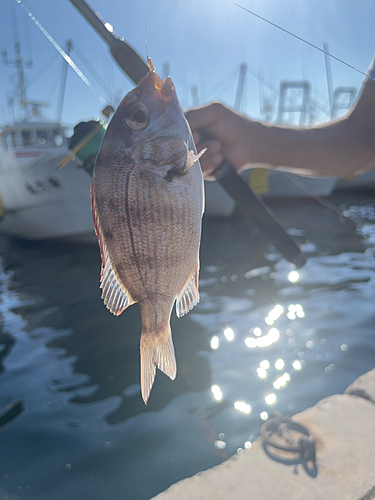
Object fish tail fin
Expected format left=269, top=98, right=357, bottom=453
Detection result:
left=140, top=326, right=177, bottom=404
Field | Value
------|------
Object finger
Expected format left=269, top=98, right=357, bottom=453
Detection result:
left=185, top=102, right=225, bottom=132
left=201, top=156, right=223, bottom=179
left=199, top=149, right=223, bottom=177
left=197, top=139, right=221, bottom=155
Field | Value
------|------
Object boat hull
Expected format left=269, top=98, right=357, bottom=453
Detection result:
left=0, top=145, right=340, bottom=241
left=0, top=149, right=94, bottom=241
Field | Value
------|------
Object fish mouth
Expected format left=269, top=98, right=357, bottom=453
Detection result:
left=147, top=73, right=176, bottom=102
left=112, top=58, right=181, bottom=135
left=135, top=57, right=177, bottom=103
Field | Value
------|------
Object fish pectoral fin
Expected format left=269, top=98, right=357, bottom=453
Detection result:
left=176, top=256, right=200, bottom=318
left=91, top=182, right=135, bottom=316
left=164, top=143, right=206, bottom=182
left=185, top=142, right=207, bottom=170
left=140, top=327, right=176, bottom=404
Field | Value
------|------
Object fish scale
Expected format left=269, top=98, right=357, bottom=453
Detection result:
left=91, top=59, right=204, bottom=403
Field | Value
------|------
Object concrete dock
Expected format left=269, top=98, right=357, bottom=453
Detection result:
left=152, top=369, right=375, bottom=500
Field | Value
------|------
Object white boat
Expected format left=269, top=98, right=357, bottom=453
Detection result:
left=0, top=19, right=100, bottom=242
left=335, top=169, right=375, bottom=191
left=0, top=121, right=95, bottom=241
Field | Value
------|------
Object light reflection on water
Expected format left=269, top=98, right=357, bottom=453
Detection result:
left=0, top=192, right=375, bottom=499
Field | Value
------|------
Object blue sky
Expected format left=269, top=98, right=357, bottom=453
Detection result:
left=0, top=0, right=374, bottom=129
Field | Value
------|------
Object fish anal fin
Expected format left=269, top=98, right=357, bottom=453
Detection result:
left=100, top=249, right=135, bottom=315
left=140, top=327, right=177, bottom=404
left=176, top=256, right=200, bottom=318
left=91, top=181, right=135, bottom=315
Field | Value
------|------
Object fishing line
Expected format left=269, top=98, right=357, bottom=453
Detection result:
left=276, top=171, right=359, bottom=226
left=214, top=72, right=239, bottom=101
left=144, top=0, right=149, bottom=58
left=206, top=66, right=239, bottom=101
left=0, top=101, right=15, bottom=125
left=16, top=0, right=105, bottom=104
left=27, top=53, right=60, bottom=88
left=73, top=43, right=114, bottom=99
left=224, top=0, right=375, bottom=83
left=46, top=63, right=66, bottom=102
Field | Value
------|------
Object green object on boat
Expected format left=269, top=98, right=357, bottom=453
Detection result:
left=75, top=123, right=106, bottom=162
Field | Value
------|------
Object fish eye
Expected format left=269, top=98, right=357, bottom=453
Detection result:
left=125, top=101, right=150, bottom=131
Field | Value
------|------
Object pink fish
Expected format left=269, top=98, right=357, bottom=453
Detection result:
left=91, top=59, right=205, bottom=403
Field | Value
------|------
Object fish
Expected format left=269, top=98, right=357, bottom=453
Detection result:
left=91, top=58, right=205, bottom=404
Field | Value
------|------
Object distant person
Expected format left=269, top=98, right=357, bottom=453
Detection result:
left=186, top=55, right=375, bottom=180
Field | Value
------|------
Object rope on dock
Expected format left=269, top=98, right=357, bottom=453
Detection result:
left=261, top=410, right=317, bottom=475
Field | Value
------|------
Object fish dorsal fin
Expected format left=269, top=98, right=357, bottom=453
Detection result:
left=91, top=181, right=134, bottom=316
left=176, top=256, right=200, bottom=318
left=140, top=327, right=177, bottom=404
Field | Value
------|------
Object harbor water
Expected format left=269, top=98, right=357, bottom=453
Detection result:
left=0, top=191, right=375, bottom=499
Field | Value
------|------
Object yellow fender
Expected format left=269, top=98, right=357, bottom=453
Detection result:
left=249, top=168, right=269, bottom=195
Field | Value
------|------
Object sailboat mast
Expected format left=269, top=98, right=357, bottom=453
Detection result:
left=2, top=1, right=32, bottom=121
left=57, top=40, right=73, bottom=123
left=14, top=40, right=28, bottom=120
left=323, top=42, right=333, bottom=118
left=191, top=85, right=199, bottom=107
left=234, top=63, right=247, bottom=111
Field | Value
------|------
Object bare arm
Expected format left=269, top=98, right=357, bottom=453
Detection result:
left=186, top=56, right=375, bottom=179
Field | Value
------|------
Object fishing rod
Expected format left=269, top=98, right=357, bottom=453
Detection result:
left=68, top=0, right=148, bottom=84
left=68, top=0, right=306, bottom=268
left=210, top=161, right=306, bottom=268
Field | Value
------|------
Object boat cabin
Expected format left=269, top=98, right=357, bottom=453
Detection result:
left=0, top=121, right=68, bottom=152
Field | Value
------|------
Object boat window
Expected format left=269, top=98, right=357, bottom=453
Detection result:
left=53, top=129, right=64, bottom=147
left=36, top=130, right=49, bottom=146
left=22, top=130, right=33, bottom=146
left=13, top=131, right=22, bottom=147
left=4, top=133, right=13, bottom=150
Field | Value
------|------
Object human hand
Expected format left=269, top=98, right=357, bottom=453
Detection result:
left=185, top=103, right=251, bottom=178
